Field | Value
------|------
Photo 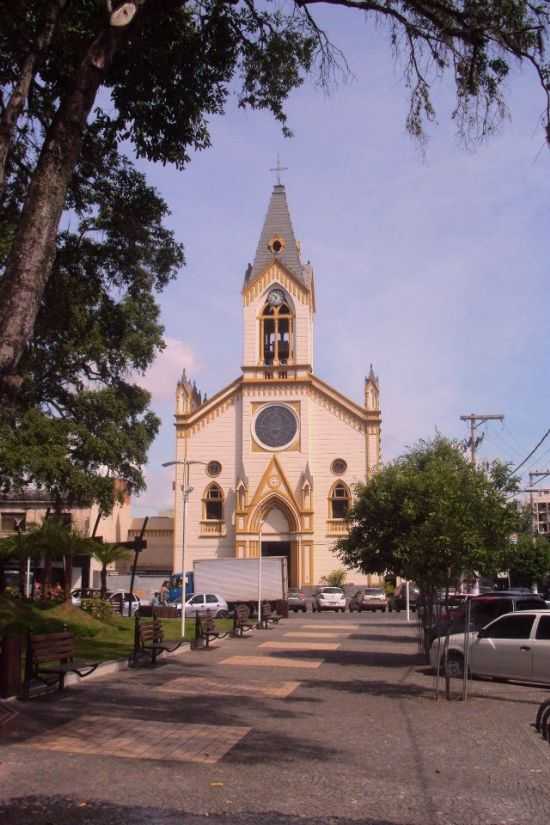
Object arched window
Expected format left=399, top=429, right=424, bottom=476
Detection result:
left=204, top=483, right=223, bottom=521
left=260, top=296, right=293, bottom=366
left=330, top=482, right=350, bottom=519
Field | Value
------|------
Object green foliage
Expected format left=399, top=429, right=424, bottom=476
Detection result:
left=320, top=568, right=347, bottom=587
left=337, top=436, right=520, bottom=594
left=0, top=128, right=182, bottom=509
left=92, top=543, right=132, bottom=569
left=17, top=519, right=95, bottom=561
left=309, top=0, right=550, bottom=146
left=505, top=532, right=550, bottom=588
left=80, top=597, right=113, bottom=622
left=92, top=542, right=131, bottom=598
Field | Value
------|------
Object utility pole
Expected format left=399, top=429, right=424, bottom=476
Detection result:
left=459, top=414, right=504, bottom=464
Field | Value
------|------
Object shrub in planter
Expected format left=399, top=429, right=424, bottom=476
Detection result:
left=81, top=597, right=113, bottom=622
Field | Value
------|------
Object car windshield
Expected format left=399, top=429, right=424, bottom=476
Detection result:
left=322, top=588, right=343, bottom=594
left=365, top=588, right=384, bottom=595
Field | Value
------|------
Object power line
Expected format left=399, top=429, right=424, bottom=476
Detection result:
left=511, top=428, right=550, bottom=475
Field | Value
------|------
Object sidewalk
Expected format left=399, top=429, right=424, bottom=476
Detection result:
left=1, top=613, right=550, bottom=825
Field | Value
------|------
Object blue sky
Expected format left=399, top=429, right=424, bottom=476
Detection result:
left=130, top=10, right=550, bottom=516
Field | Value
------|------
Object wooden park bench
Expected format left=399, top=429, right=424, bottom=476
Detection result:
left=232, top=604, right=255, bottom=638
left=131, top=615, right=185, bottom=666
left=258, top=602, right=281, bottom=630
left=22, top=629, right=98, bottom=699
left=535, top=699, right=550, bottom=742
left=194, top=610, right=230, bottom=649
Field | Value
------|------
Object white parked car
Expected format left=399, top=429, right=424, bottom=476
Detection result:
left=108, top=591, right=141, bottom=616
left=430, top=610, right=550, bottom=684
left=312, top=587, right=347, bottom=613
left=176, top=592, right=229, bottom=619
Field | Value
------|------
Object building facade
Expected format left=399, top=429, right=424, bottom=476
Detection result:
left=172, top=184, right=382, bottom=587
left=0, top=484, right=132, bottom=589
left=532, top=491, right=550, bottom=536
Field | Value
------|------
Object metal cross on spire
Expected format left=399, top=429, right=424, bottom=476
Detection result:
left=270, top=154, right=288, bottom=185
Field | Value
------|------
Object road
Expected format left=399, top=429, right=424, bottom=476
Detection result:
left=1, top=611, right=550, bottom=824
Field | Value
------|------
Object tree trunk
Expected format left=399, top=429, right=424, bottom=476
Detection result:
left=43, top=555, right=52, bottom=598
left=18, top=556, right=27, bottom=598
left=0, top=0, right=68, bottom=194
left=0, top=13, right=139, bottom=385
left=64, top=554, right=73, bottom=600
left=100, top=564, right=107, bottom=600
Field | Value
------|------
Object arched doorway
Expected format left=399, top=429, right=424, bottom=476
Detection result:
left=262, top=505, right=291, bottom=582
left=250, top=495, right=301, bottom=587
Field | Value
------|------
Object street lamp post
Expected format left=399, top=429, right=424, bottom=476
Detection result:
left=257, top=518, right=263, bottom=628
left=162, top=459, right=207, bottom=639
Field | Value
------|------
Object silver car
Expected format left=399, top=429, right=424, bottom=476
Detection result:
left=108, top=591, right=141, bottom=617
left=312, top=586, right=347, bottom=613
left=182, top=592, right=229, bottom=619
left=431, top=610, right=550, bottom=683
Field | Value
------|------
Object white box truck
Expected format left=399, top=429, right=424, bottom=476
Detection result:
left=192, top=556, right=288, bottom=616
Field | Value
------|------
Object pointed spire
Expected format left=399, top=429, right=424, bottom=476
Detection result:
left=365, top=364, right=380, bottom=412
left=247, top=184, right=305, bottom=286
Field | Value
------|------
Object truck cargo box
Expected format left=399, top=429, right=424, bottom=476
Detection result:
left=193, top=556, right=287, bottom=604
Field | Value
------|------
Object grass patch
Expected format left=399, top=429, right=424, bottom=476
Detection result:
left=0, top=596, right=233, bottom=663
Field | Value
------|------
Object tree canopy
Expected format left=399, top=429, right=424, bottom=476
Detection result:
left=0, top=1, right=549, bottom=388
left=0, top=2, right=548, bottom=510
left=0, top=124, right=183, bottom=511
left=336, top=437, right=520, bottom=593
left=505, top=529, right=550, bottom=588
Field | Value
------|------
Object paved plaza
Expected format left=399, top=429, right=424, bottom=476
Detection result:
left=1, top=613, right=550, bottom=825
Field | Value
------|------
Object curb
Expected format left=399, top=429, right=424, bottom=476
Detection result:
left=64, top=638, right=192, bottom=688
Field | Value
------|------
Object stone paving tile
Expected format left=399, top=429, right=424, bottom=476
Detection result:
left=220, top=655, right=322, bottom=669
left=301, top=623, right=359, bottom=629
left=21, top=714, right=251, bottom=765
left=284, top=631, right=349, bottom=638
left=156, top=675, right=301, bottom=698
left=259, top=641, right=340, bottom=651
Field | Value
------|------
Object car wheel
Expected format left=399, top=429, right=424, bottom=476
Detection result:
left=216, top=609, right=228, bottom=619
left=445, top=653, right=465, bottom=679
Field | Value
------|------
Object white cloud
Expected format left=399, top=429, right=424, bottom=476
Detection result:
left=137, top=337, right=200, bottom=402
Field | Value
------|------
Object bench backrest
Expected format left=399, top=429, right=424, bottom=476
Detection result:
left=235, top=604, right=251, bottom=623
left=137, top=618, right=164, bottom=646
left=29, top=631, right=74, bottom=664
left=197, top=610, right=216, bottom=632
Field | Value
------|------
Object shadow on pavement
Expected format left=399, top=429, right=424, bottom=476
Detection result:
left=268, top=648, right=424, bottom=668
left=5, top=682, right=319, bottom=746
left=349, top=633, right=418, bottom=644
left=0, top=796, right=417, bottom=825
left=296, top=677, right=433, bottom=700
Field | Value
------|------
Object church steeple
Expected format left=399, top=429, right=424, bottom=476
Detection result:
left=245, top=184, right=305, bottom=287
left=242, top=182, right=315, bottom=377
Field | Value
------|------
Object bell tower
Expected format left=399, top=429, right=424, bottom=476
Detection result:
left=241, top=183, right=315, bottom=381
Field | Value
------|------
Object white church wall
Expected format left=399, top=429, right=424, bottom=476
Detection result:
left=307, top=392, right=371, bottom=585
left=174, top=394, right=240, bottom=571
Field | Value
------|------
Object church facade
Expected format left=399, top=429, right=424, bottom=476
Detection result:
left=172, top=184, right=382, bottom=587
